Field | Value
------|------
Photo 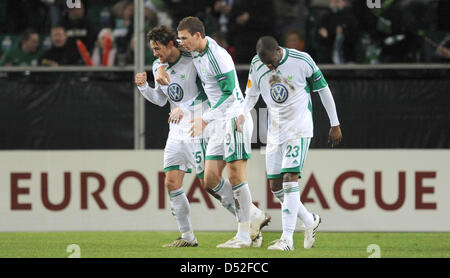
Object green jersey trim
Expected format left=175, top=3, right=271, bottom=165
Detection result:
left=267, top=174, right=283, bottom=179
left=289, top=49, right=315, bottom=67
left=257, top=63, right=266, bottom=71
left=280, top=166, right=301, bottom=174
left=307, top=69, right=328, bottom=91
left=213, top=70, right=236, bottom=109
left=278, top=47, right=290, bottom=67
left=207, top=48, right=222, bottom=76
left=251, top=55, right=261, bottom=65
left=193, top=40, right=210, bottom=58
left=205, top=155, right=224, bottom=161
left=164, top=166, right=193, bottom=173
left=288, top=53, right=315, bottom=72
left=257, top=69, right=271, bottom=89
left=167, top=52, right=182, bottom=69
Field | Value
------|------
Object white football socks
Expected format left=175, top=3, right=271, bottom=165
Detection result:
left=272, top=186, right=314, bottom=228
left=169, top=188, right=195, bottom=242
left=280, top=182, right=300, bottom=246
left=232, top=182, right=252, bottom=242
left=212, top=178, right=236, bottom=215
left=212, top=178, right=263, bottom=225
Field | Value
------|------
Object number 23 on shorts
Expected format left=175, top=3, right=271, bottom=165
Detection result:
left=285, top=145, right=300, bottom=158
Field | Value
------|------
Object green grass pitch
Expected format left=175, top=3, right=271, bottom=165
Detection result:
left=0, top=231, right=448, bottom=258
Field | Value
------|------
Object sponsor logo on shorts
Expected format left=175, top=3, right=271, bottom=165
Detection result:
left=270, top=83, right=289, bottom=103
left=168, top=83, right=183, bottom=102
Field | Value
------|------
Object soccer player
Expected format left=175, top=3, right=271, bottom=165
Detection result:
left=135, top=25, right=210, bottom=247
left=236, top=36, right=342, bottom=251
left=157, top=17, right=271, bottom=248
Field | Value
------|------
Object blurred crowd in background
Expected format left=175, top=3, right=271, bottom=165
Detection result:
left=0, top=0, right=449, bottom=67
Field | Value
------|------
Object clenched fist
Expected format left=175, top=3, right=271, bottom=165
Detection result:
left=135, top=72, right=147, bottom=87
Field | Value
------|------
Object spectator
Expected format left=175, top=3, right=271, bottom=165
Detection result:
left=124, top=35, right=157, bottom=66
left=145, top=0, right=173, bottom=28
left=316, top=0, right=359, bottom=64
left=274, top=0, right=307, bottom=41
left=164, top=0, right=210, bottom=30
left=227, top=0, right=277, bottom=63
left=92, top=28, right=117, bottom=66
left=4, top=0, right=50, bottom=34
left=40, top=26, right=79, bottom=66
left=48, top=0, right=68, bottom=28
left=283, top=28, right=305, bottom=51
left=112, top=0, right=134, bottom=55
left=0, top=28, right=42, bottom=66
left=211, top=0, right=234, bottom=34
left=61, top=0, right=98, bottom=53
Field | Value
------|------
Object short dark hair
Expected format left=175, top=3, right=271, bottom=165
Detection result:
left=21, top=28, right=38, bottom=43
left=177, top=16, right=205, bottom=38
left=51, top=25, right=66, bottom=32
left=147, top=25, right=179, bottom=47
left=256, top=36, right=279, bottom=64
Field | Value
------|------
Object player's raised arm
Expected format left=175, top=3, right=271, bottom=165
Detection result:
left=135, top=71, right=168, bottom=107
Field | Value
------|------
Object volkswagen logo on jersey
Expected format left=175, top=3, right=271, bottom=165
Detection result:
left=270, top=83, right=289, bottom=103
left=167, top=83, right=183, bottom=102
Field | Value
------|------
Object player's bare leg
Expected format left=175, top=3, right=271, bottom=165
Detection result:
left=163, top=170, right=198, bottom=247
left=204, top=159, right=227, bottom=189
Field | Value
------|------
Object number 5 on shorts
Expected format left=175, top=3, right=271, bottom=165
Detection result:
left=193, top=151, right=202, bottom=163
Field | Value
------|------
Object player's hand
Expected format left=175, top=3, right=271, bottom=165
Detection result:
left=328, top=125, right=342, bottom=147
left=156, top=65, right=170, bottom=85
left=135, top=72, right=147, bottom=87
left=235, top=114, right=245, bottom=133
left=168, top=107, right=184, bottom=124
left=189, top=118, right=207, bottom=137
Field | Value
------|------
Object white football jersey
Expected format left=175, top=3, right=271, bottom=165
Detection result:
left=190, top=36, right=244, bottom=121
left=245, top=48, right=328, bottom=144
left=141, top=52, right=209, bottom=141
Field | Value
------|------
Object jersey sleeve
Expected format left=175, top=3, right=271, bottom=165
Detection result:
left=301, top=52, right=328, bottom=92
left=241, top=63, right=261, bottom=115
left=202, top=48, right=239, bottom=123
left=137, top=82, right=167, bottom=107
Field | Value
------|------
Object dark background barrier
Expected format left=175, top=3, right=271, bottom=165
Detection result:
left=0, top=68, right=449, bottom=149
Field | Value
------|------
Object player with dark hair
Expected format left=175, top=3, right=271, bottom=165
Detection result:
left=157, top=16, right=271, bottom=248
left=135, top=25, right=209, bottom=247
left=236, top=36, right=342, bottom=250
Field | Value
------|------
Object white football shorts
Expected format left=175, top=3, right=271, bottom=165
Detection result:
left=266, top=137, right=311, bottom=179
left=205, top=112, right=253, bottom=163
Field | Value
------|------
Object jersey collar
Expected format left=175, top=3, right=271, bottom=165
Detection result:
left=278, top=47, right=289, bottom=67
left=197, top=38, right=210, bottom=57
left=167, top=51, right=182, bottom=69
